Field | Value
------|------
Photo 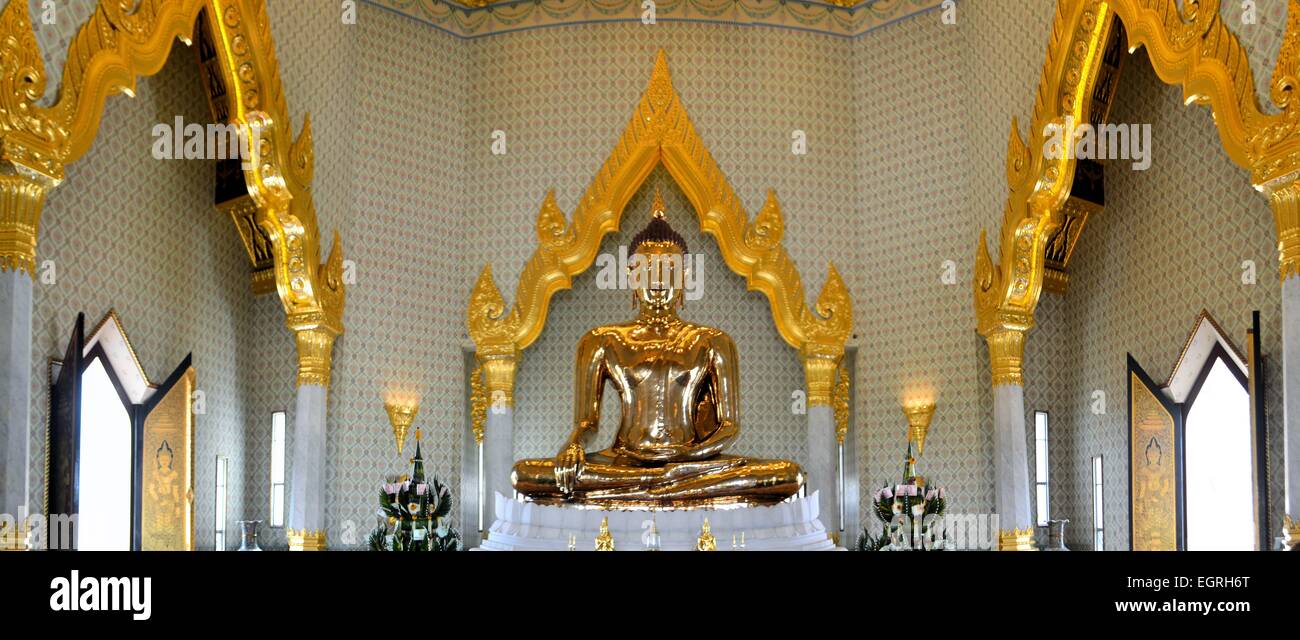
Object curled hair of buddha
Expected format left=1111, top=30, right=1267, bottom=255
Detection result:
left=631, top=188, right=688, bottom=255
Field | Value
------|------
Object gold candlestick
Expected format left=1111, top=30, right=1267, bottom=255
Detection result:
left=385, top=398, right=419, bottom=456
left=903, top=401, right=936, bottom=457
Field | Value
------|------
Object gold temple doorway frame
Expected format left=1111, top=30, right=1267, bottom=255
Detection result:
left=972, top=0, right=1300, bottom=545
left=466, top=50, right=853, bottom=415
left=0, top=0, right=345, bottom=388
left=974, top=0, right=1300, bottom=381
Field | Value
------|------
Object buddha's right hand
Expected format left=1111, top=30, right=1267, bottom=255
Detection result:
left=554, top=442, right=585, bottom=495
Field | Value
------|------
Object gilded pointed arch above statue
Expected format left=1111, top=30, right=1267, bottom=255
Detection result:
left=973, top=0, right=1300, bottom=386
left=467, top=50, right=853, bottom=405
left=0, top=0, right=344, bottom=386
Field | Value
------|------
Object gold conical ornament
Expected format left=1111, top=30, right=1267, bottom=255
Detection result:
left=385, top=399, right=419, bottom=456
left=595, top=516, right=615, bottom=551
left=903, top=401, right=936, bottom=457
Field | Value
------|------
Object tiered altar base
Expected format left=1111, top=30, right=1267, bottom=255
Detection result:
left=476, top=491, right=840, bottom=551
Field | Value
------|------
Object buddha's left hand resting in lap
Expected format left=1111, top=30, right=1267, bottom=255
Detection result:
left=511, top=191, right=803, bottom=507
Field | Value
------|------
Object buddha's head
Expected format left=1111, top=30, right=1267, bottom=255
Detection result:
left=629, top=188, right=689, bottom=314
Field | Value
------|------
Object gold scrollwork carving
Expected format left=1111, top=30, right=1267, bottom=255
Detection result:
left=0, top=0, right=209, bottom=183
left=1268, top=180, right=1300, bottom=282
left=832, top=362, right=850, bottom=445
left=975, top=0, right=1300, bottom=382
left=466, top=51, right=853, bottom=403
left=204, top=0, right=346, bottom=375
left=469, top=363, right=487, bottom=445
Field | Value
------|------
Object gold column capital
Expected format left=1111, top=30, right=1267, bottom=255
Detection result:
left=998, top=527, right=1036, bottom=551
left=1283, top=515, right=1300, bottom=551
left=286, top=528, right=326, bottom=551
left=984, top=327, right=1027, bottom=388
left=801, top=348, right=841, bottom=407
left=479, top=347, right=519, bottom=409
left=1263, top=179, right=1300, bottom=282
left=0, top=172, right=51, bottom=277
left=294, top=327, right=338, bottom=389
left=0, top=519, right=29, bottom=551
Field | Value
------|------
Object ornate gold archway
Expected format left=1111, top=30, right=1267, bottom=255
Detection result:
left=466, top=50, right=853, bottom=410
left=974, top=0, right=1300, bottom=383
left=971, top=0, right=1300, bottom=547
left=0, top=0, right=344, bottom=385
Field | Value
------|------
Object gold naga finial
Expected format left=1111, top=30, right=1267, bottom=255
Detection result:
left=595, top=516, right=615, bottom=551
left=651, top=187, right=666, bottom=220
left=696, top=518, right=717, bottom=551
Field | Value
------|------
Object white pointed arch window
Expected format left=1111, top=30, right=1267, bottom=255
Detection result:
left=47, top=311, right=196, bottom=551
left=1128, top=311, right=1266, bottom=551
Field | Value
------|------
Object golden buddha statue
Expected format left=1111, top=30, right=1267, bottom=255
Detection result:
left=511, top=190, right=804, bottom=508
left=696, top=518, right=716, bottom=551
left=594, top=516, right=614, bottom=551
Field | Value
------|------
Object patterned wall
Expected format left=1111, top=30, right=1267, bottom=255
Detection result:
left=462, top=23, right=858, bottom=472
left=263, top=3, right=470, bottom=549
left=965, top=0, right=1290, bottom=550
left=365, top=0, right=946, bottom=39
left=853, top=7, right=998, bottom=523
left=26, top=39, right=253, bottom=550
left=15, top=0, right=1291, bottom=552
left=1053, top=53, right=1285, bottom=551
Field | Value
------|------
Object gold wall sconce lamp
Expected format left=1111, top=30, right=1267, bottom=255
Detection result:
left=903, top=399, right=936, bottom=457
left=385, top=396, right=420, bottom=456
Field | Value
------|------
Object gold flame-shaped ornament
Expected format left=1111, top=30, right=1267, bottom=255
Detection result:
left=385, top=400, right=419, bottom=456
left=903, top=402, right=936, bottom=457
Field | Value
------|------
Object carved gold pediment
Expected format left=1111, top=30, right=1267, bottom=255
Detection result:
left=467, top=51, right=853, bottom=398
left=0, top=0, right=344, bottom=387
left=975, top=0, right=1300, bottom=347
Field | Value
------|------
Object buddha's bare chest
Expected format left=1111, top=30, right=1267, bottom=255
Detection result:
left=601, top=328, right=713, bottom=402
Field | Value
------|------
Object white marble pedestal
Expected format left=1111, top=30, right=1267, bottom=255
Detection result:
left=476, top=491, right=840, bottom=551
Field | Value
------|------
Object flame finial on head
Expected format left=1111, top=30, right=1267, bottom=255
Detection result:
left=651, top=187, right=667, bottom=220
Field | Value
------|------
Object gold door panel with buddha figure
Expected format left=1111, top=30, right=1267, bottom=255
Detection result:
left=1127, top=357, right=1182, bottom=551
left=140, top=364, right=196, bottom=551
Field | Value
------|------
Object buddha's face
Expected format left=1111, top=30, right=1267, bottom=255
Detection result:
left=631, top=242, right=684, bottom=312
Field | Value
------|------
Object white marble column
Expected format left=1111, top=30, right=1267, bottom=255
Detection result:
left=1268, top=181, right=1300, bottom=549
left=0, top=270, right=32, bottom=516
left=286, top=328, right=336, bottom=550
left=992, top=384, right=1033, bottom=532
left=0, top=173, right=47, bottom=527
left=986, top=329, right=1035, bottom=550
left=287, top=384, right=327, bottom=537
left=802, top=352, right=840, bottom=538
left=479, top=352, right=518, bottom=530
left=806, top=404, right=837, bottom=533
left=1282, top=274, right=1300, bottom=548
left=484, top=406, right=514, bottom=508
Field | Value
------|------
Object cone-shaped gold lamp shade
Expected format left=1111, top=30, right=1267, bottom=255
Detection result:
left=903, top=402, right=936, bottom=457
left=385, top=400, right=419, bottom=455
